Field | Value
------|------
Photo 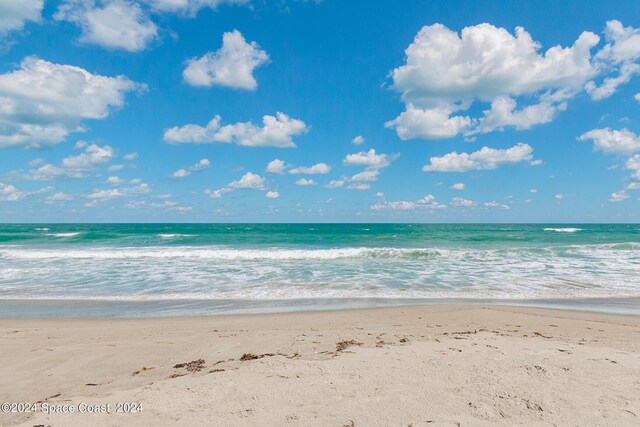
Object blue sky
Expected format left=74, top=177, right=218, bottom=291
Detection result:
left=1, top=0, right=639, bottom=223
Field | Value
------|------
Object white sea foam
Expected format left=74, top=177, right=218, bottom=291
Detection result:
left=158, top=234, right=193, bottom=238
left=544, top=228, right=582, bottom=233
left=34, top=227, right=50, bottom=231
left=45, top=232, right=80, bottom=238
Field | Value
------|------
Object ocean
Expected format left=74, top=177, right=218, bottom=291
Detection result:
left=0, top=223, right=639, bottom=316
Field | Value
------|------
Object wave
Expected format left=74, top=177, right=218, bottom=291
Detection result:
left=34, top=227, right=50, bottom=231
left=158, top=234, right=193, bottom=238
left=544, top=228, right=582, bottom=233
left=45, top=232, right=81, bottom=238
left=0, top=246, right=445, bottom=260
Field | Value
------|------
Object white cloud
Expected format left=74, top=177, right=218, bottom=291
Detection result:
left=289, top=163, right=331, bottom=174
left=343, top=149, right=395, bottom=169
left=62, top=144, right=116, bottom=168
left=346, top=183, right=370, bottom=191
left=146, top=0, right=248, bottom=16
left=123, top=152, right=138, bottom=160
left=164, top=112, right=308, bottom=147
left=423, top=143, right=533, bottom=172
left=171, top=158, right=210, bottom=178
left=386, top=22, right=602, bottom=139
left=0, top=56, right=138, bottom=149
left=579, top=128, right=640, bottom=154
left=0, top=182, right=25, bottom=201
left=352, top=135, right=365, bottom=145
left=635, top=93, right=640, bottom=102
left=183, top=30, right=269, bottom=90
left=325, top=180, right=344, bottom=189
left=55, top=0, right=158, bottom=52
left=0, top=0, right=43, bottom=37
left=265, top=190, right=280, bottom=199
left=371, top=194, right=446, bottom=211
left=266, top=159, right=285, bottom=174
left=206, top=172, right=268, bottom=198
left=350, top=169, right=379, bottom=182
left=482, top=201, right=510, bottom=210
left=451, top=182, right=465, bottom=190
left=46, top=192, right=74, bottom=203
left=28, top=158, right=45, bottom=167
left=11, top=143, right=116, bottom=181
left=450, top=197, right=475, bottom=207
left=530, top=188, right=538, bottom=193
left=86, top=178, right=150, bottom=202
left=554, top=193, right=564, bottom=199
left=587, top=21, right=640, bottom=100
left=295, top=178, right=317, bottom=186
left=627, top=155, right=640, bottom=180
left=106, top=176, right=126, bottom=185
left=610, top=190, right=630, bottom=202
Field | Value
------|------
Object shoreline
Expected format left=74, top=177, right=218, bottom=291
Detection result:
left=1, top=304, right=639, bottom=426
left=1, top=296, right=640, bottom=318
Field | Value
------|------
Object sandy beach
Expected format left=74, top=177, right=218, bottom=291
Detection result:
left=0, top=305, right=639, bottom=426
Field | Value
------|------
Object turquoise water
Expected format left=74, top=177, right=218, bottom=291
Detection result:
left=0, top=224, right=639, bottom=315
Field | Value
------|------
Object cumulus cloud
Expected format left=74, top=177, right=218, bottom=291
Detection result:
left=450, top=197, right=475, bottom=207
left=627, top=155, right=640, bottom=180
left=205, top=172, right=268, bottom=198
left=0, top=182, right=26, bottom=201
left=352, top=135, right=365, bottom=145
left=55, top=0, right=158, bottom=52
left=579, top=128, right=640, bottom=154
left=265, top=190, right=280, bottom=199
left=295, top=178, right=317, bottom=186
left=62, top=144, right=116, bottom=168
left=0, top=0, right=43, bottom=37
left=385, top=21, right=640, bottom=139
left=325, top=180, right=344, bottom=189
left=171, top=158, right=210, bottom=178
left=146, top=0, right=248, bottom=16
left=636, top=93, right=640, bottom=102
left=289, top=163, right=331, bottom=174
left=265, top=159, right=285, bottom=174
left=10, top=143, right=117, bottom=181
left=164, top=112, right=308, bottom=147
left=586, top=21, right=640, bottom=100
left=610, top=190, right=630, bottom=202
left=346, top=183, right=370, bottom=191
left=123, top=152, right=138, bottom=160
left=85, top=178, right=151, bottom=204
left=343, top=149, right=395, bottom=169
left=423, top=143, right=534, bottom=172
left=183, top=30, right=269, bottom=89
left=371, top=195, right=445, bottom=211
left=0, top=57, right=138, bottom=149
left=451, top=182, right=465, bottom=190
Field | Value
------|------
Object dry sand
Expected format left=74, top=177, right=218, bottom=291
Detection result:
left=1, top=304, right=639, bottom=426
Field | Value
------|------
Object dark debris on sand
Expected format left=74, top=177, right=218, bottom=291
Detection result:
left=173, top=359, right=206, bottom=372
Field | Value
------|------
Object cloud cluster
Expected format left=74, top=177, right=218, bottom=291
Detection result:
left=164, top=112, right=308, bottom=147
left=0, top=57, right=139, bottom=149
left=183, top=30, right=269, bottom=89
left=289, top=163, right=331, bottom=174
left=423, top=143, right=534, bottom=172
left=55, top=0, right=247, bottom=51
left=55, top=0, right=158, bottom=52
left=371, top=194, right=510, bottom=211
left=580, top=127, right=640, bottom=201
left=387, top=21, right=640, bottom=140
left=0, top=0, right=43, bottom=37
left=10, top=143, right=117, bottom=181
left=171, top=158, right=210, bottom=178
left=205, top=172, right=275, bottom=198
left=324, top=149, right=397, bottom=191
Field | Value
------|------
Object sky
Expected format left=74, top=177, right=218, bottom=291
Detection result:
left=0, top=0, right=640, bottom=223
